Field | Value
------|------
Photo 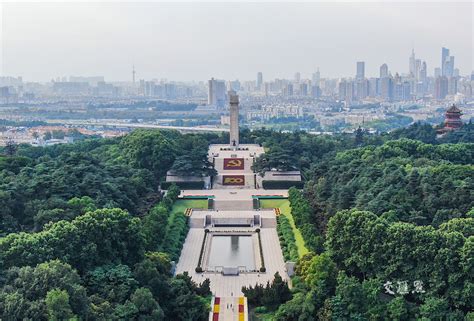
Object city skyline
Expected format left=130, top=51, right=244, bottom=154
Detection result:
left=1, top=2, right=473, bottom=81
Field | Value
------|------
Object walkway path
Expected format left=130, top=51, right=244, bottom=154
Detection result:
left=210, top=296, right=248, bottom=321
left=175, top=144, right=288, bottom=321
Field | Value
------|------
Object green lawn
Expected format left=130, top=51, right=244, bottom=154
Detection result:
left=260, top=199, right=309, bottom=257
left=171, top=199, right=208, bottom=215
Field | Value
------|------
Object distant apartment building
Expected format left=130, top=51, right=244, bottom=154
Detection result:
left=356, top=61, right=365, bottom=80
left=208, top=78, right=226, bottom=108
left=312, top=69, right=320, bottom=86
left=380, top=63, right=389, bottom=78
left=257, top=72, right=263, bottom=90
left=380, top=76, right=394, bottom=101
left=434, top=76, right=449, bottom=99
left=52, top=81, right=90, bottom=95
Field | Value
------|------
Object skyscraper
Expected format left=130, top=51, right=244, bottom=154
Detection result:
left=257, top=72, right=263, bottom=90
left=444, top=56, right=455, bottom=77
left=441, top=47, right=449, bottom=76
left=312, top=68, right=320, bottom=86
left=380, top=64, right=388, bottom=78
left=409, top=49, right=416, bottom=76
left=299, top=83, right=308, bottom=96
left=132, top=65, right=136, bottom=84
left=380, top=76, right=393, bottom=101
left=356, top=62, right=365, bottom=80
left=208, top=78, right=226, bottom=108
left=435, top=76, right=448, bottom=99
left=420, top=61, right=427, bottom=82
left=294, top=72, right=301, bottom=83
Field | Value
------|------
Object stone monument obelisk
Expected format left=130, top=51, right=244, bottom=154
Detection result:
left=228, top=90, right=239, bottom=149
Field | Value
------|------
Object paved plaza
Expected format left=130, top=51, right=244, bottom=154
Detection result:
left=174, top=95, right=289, bottom=320
left=176, top=227, right=288, bottom=297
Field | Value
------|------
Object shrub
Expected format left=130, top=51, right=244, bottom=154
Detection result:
left=160, top=213, right=189, bottom=261
left=276, top=216, right=299, bottom=262
left=160, top=181, right=204, bottom=190
left=262, top=180, right=304, bottom=189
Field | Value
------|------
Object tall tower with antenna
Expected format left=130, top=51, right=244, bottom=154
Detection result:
left=132, top=65, right=136, bottom=84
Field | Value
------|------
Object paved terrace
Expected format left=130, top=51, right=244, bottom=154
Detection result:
left=208, top=144, right=265, bottom=158
left=176, top=227, right=288, bottom=297
left=190, top=209, right=275, bottom=220
left=181, top=189, right=289, bottom=200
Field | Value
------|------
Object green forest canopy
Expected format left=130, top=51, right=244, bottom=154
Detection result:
left=0, top=122, right=473, bottom=320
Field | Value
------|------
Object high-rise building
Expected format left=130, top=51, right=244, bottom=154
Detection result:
left=419, top=61, right=427, bottom=83
left=434, top=68, right=441, bottom=78
left=415, top=59, right=422, bottom=80
left=369, top=78, right=379, bottom=97
left=312, top=68, right=320, bottom=86
left=285, top=83, right=294, bottom=96
left=380, top=64, right=388, bottom=78
left=380, top=76, right=393, bottom=101
left=338, top=79, right=347, bottom=101
left=311, top=85, right=321, bottom=98
left=356, top=61, right=365, bottom=80
left=257, top=72, right=263, bottom=90
left=294, top=72, right=301, bottom=83
left=409, top=49, right=416, bottom=76
left=448, top=77, right=458, bottom=95
left=441, top=47, right=455, bottom=77
left=229, top=79, right=241, bottom=91
left=345, top=81, right=354, bottom=105
left=445, top=56, right=455, bottom=77
left=434, top=76, right=448, bottom=99
left=132, top=65, right=136, bottom=84
left=401, top=81, right=411, bottom=101
left=299, top=83, right=308, bottom=96
left=208, top=78, right=226, bottom=108
left=441, top=47, right=449, bottom=76
left=356, top=79, right=369, bottom=100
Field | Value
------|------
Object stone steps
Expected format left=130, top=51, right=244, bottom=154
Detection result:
left=213, top=199, right=254, bottom=211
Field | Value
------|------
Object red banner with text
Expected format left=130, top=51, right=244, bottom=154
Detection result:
left=222, top=175, right=245, bottom=186
left=223, top=158, right=244, bottom=170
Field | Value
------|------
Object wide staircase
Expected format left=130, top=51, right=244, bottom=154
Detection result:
left=210, top=296, right=248, bottom=321
left=213, top=199, right=254, bottom=211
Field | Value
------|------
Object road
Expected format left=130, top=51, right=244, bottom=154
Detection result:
left=46, top=119, right=230, bottom=133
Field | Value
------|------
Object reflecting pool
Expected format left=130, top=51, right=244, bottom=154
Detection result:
left=208, top=235, right=255, bottom=270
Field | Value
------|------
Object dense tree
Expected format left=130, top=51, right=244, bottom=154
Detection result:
left=1, top=127, right=472, bottom=319
left=242, top=272, right=291, bottom=311
left=45, top=289, right=76, bottom=321
left=120, top=129, right=177, bottom=179
left=0, top=260, right=88, bottom=320
left=0, top=208, right=145, bottom=272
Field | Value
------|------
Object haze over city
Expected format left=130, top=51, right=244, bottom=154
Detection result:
left=1, top=1, right=473, bottom=81
left=0, top=2, right=473, bottom=321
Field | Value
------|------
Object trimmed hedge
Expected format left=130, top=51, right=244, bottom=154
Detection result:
left=161, top=181, right=204, bottom=190
left=257, top=230, right=265, bottom=272
left=196, top=230, right=209, bottom=272
left=161, top=212, right=189, bottom=261
left=262, top=180, right=304, bottom=189
left=276, top=215, right=299, bottom=262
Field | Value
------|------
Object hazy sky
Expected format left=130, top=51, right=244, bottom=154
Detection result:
left=1, top=1, right=473, bottom=82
